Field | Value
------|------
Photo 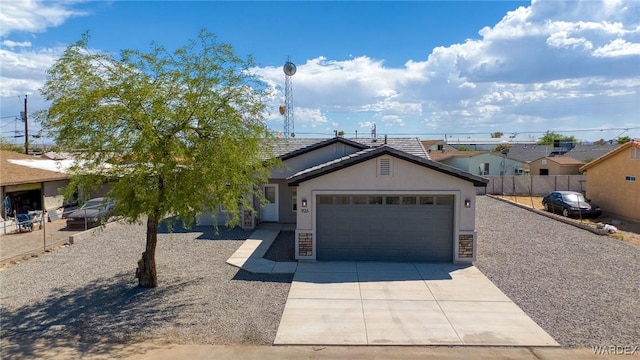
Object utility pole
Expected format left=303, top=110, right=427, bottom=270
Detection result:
left=23, top=95, right=29, bottom=154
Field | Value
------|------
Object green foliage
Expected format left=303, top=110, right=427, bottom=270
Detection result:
left=0, top=141, right=25, bottom=153
left=38, top=30, right=277, bottom=228
left=490, top=131, right=503, bottom=138
left=493, top=144, right=511, bottom=153
left=616, top=136, right=631, bottom=144
left=537, top=131, right=576, bottom=145
left=457, top=145, right=472, bottom=151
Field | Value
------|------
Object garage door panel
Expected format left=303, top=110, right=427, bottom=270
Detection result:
left=317, top=195, right=454, bottom=262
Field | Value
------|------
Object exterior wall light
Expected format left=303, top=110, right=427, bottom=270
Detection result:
left=464, top=199, right=471, bottom=208
left=301, top=198, right=308, bottom=208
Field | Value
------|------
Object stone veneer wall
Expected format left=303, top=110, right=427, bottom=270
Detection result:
left=298, top=232, right=313, bottom=256
left=458, top=234, right=474, bottom=258
left=243, top=210, right=253, bottom=229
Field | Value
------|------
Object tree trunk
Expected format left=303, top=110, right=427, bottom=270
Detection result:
left=138, top=216, right=159, bottom=288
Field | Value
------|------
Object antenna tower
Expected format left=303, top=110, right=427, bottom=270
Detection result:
left=282, top=60, right=296, bottom=138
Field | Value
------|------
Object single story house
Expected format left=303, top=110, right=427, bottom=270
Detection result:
left=203, top=136, right=488, bottom=264
left=0, top=150, right=70, bottom=220
left=437, top=151, right=526, bottom=176
left=420, top=140, right=459, bottom=160
left=529, top=156, right=583, bottom=176
left=579, top=140, right=640, bottom=222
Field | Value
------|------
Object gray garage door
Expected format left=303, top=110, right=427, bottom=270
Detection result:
left=316, top=194, right=454, bottom=262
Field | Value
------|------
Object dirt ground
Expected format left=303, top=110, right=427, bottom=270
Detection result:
left=496, top=195, right=640, bottom=248
left=0, top=219, right=78, bottom=270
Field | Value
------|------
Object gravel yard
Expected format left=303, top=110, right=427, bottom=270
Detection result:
left=1, top=196, right=638, bottom=356
left=0, top=221, right=292, bottom=357
left=474, top=196, right=640, bottom=347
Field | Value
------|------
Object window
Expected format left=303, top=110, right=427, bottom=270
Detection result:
left=479, top=163, right=489, bottom=175
left=632, top=148, right=640, bottom=160
left=419, top=196, right=434, bottom=205
left=351, top=196, right=367, bottom=205
left=318, top=195, right=333, bottom=205
left=264, top=186, right=276, bottom=203
left=335, top=196, right=350, bottom=205
left=625, top=175, right=636, bottom=182
left=435, top=196, right=452, bottom=205
left=368, top=196, right=383, bottom=205
left=402, top=196, right=417, bottom=205
left=385, top=196, right=400, bottom=205
left=291, top=188, right=297, bottom=212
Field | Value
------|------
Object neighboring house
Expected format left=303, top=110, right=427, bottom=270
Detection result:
left=579, top=140, right=640, bottom=222
left=507, top=143, right=619, bottom=164
left=529, top=156, right=583, bottom=175
left=0, top=150, right=70, bottom=219
left=203, top=136, right=488, bottom=264
left=436, top=151, right=526, bottom=176
left=506, top=144, right=568, bottom=163
left=420, top=140, right=459, bottom=161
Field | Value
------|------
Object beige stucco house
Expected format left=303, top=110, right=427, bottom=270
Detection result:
left=579, top=140, right=640, bottom=222
left=203, top=137, right=488, bottom=264
left=529, top=156, right=583, bottom=175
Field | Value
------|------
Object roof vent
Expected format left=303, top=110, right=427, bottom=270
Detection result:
left=379, top=158, right=391, bottom=176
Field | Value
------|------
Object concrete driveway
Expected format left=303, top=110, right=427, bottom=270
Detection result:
left=274, top=262, right=558, bottom=346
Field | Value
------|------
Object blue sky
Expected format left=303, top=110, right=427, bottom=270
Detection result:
left=1, top=0, right=639, bottom=144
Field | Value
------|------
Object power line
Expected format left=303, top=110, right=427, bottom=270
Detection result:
left=292, top=126, right=640, bottom=138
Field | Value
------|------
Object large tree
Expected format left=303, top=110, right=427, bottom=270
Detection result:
left=537, top=130, right=576, bottom=145
left=39, top=30, right=276, bottom=287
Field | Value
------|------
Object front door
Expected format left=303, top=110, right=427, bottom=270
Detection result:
left=260, top=184, right=278, bottom=222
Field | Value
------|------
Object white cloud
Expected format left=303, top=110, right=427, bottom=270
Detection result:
left=2, top=40, right=32, bottom=48
left=381, top=115, right=405, bottom=127
left=0, top=0, right=88, bottom=37
left=0, top=47, right=62, bottom=97
left=593, top=38, right=640, bottom=56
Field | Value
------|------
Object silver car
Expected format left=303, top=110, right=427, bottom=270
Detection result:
left=66, top=198, right=115, bottom=230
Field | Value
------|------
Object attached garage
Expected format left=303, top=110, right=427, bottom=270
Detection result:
left=316, top=194, right=453, bottom=262
left=289, top=144, right=489, bottom=264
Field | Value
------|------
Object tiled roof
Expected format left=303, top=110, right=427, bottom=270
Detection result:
left=0, top=150, right=69, bottom=186
left=287, top=145, right=488, bottom=187
left=505, top=143, right=622, bottom=163
left=565, top=143, right=620, bottom=162
left=420, top=140, right=444, bottom=148
left=502, top=145, right=559, bottom=163
left=271, top=136, right=429, bottom=159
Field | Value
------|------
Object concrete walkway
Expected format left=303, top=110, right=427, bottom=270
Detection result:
left=225, top=223, right=297, bottom=274
left=275, top=262, right=559, bottom=347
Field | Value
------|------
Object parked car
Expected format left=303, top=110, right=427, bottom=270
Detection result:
left=66, top=197, right=115, bottom=230
left=541, top=191, right=601, bottom=218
